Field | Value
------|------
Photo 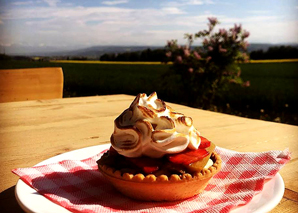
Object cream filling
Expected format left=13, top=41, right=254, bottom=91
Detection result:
left=204, top=159, right=214, bottom=169
left=112, top=92, right=202, bottom=158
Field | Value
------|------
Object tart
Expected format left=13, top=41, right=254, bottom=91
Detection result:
left=97, top=150, right=221, bottom=201
left=97, top=92, right=221, bottom=201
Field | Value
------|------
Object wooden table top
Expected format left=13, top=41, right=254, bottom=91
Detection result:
left=0, top=95, right=297, bottom=212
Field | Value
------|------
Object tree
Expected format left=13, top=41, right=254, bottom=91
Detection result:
left=163, top=17, right=250, bottom=108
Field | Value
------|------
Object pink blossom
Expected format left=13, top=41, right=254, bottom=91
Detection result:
left=188, top=68, right=194, bottom=73
left=237, top=70, right=241, bottom=77
left=242, top=30, right=250, bottom=38
left=165, top=51, right=172, bottom=57
left=229, top=79, right=236, bottom=83
left=208, top=17, right=218, bottom=25
left=193, top=51, right=201, bottom=60
left=243, top=81, right=250, bottom=87
left=176, top=56, right=182, bottom=63
left=219, top=28, right=227, bottom=36
left=206, top=56, right=212, bottom=63
left=208, top=23, right=213, bottom=32
left=242, top=52, right=249, bottom=62
left=208, top=46, right=213, bottom=51
left=234, top=24, right=242, bottom=33
left=242, top=41, right=249, bottom=50
left=184, top=48, right=190, bottom=57
left=219, top=45, right=227, bottom=53
left=232, top=30, right=237, bottom=41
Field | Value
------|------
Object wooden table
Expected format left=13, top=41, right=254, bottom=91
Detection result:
left=0, top=95, right=297, bottom=212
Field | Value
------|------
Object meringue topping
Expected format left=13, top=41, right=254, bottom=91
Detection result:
left=111, top=92, right=201, bottom=158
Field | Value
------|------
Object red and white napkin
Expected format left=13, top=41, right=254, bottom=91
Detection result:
left=12, top=147, right=290, bottom=213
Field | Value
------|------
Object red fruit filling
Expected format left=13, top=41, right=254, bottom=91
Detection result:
left=168, top=148, right=209, bottom=165
left=101, top=136, right=214, bottom=175
left=199, top=136, right=211, bottom=149
left=126, top=157, right=161, bottom=174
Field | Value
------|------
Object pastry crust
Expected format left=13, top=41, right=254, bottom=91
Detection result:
left=97, top=152, right=221, bottom=201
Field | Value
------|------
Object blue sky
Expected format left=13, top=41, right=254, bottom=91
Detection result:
left=0, top=0, right=297, bottom=52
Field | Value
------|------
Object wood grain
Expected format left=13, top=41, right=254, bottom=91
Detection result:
left=0, top=67, right=63, bottom=103
left=0, top=94, right=297, bottom=212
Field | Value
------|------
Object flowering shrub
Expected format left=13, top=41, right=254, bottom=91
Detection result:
left=163, top=17, right=250, bottom=108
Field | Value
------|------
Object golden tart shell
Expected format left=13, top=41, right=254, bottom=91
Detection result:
left=97, top=151, right=221, bottom=201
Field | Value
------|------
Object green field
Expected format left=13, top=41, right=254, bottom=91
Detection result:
left=1, top=60, right=297, bottom=125
left=221, top=63, right=298, bottom=124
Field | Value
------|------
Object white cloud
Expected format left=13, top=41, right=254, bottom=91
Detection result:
left=1, top=6, right=134, bottom=20
left=161, top=7, right=185, bottom=14
left=163, top=0, right=215, bottom=7
left=185, top=0, right=204, bottom=5
left=186, top=0, right=214, bottom=5
left=0, top=3, right=297, bottom=49
left=247, top=10, right=270, bottom=14
left=12, top=1, right=35, bottom=5
left=102, top=0, right=129, bottom=6
left=0, top=5, right=191, bottom=47
left=175, top=14, right=215, bottom=26
left=245, top=20, right=298, bottom=43
left=43, top=0, right=60, bottom=7
left=218, top=15, right=280, bottom=25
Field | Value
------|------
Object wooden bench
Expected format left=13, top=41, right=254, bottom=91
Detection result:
left=0, top=67, right=64, bottom=103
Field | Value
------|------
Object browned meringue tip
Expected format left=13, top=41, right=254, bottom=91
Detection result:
left=97, top=152, right=221, bottom=201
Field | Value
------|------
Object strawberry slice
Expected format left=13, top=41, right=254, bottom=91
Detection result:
left=199, top=136, right=211, bottom=149
left=168, top=153, right=195, bottom=165
left=168, top=148, right=209, bottom=165
left=126, top=157, right=160, bottom=174
left=143, top=166, right=159, bottom=174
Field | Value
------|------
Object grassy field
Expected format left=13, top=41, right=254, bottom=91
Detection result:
left=221, top=62, right=298, bottom=124
left=0, top=60, right=166, bottom=97
left=1, top=60, right=297, bottom=125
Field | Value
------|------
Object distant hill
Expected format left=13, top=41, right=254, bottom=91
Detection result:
left=61, top=44, right=295, bottom=58
left=2, top=43, right=298, bottom=58
left=0, top=45, right=162, bottom=58
left=60, top=45, right=163, bottom=58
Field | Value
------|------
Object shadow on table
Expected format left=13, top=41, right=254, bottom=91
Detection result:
left=0, top=186, right=25, bottom=213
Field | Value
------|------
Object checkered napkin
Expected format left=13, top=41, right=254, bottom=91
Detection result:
left=12, top=147, right=290, bottom=213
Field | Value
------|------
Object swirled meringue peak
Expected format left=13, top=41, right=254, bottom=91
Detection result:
left=111, top=92, right=201, bottom=158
